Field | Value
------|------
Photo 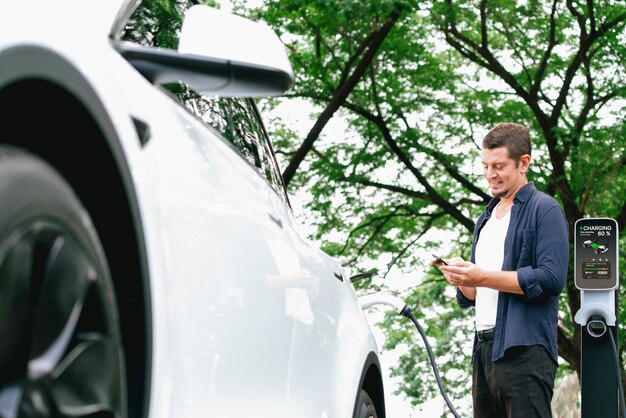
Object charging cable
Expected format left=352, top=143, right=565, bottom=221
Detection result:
left=359, top=293, right=462, bottom=418
left=584, top=315, right=626, bottom=417
left=608, top=327, right=626, bottom=418
left=583, top=315, right=626, bottom=417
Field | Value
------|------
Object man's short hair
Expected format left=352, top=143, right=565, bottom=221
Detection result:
left=482, top=123, right=531, bottom=164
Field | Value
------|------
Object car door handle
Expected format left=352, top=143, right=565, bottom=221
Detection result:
left=350, top=269, right=376, bottom=283
left=268, top=213, right=283, bottom=228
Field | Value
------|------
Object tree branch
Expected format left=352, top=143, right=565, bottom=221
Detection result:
left=491, top=24, right=533, bottom=87
left=442, top=0, right=552, bottom=133
left=348, top=177, right=431, bottom=201
left=340, top=99, right=477, bottom=231
left=616, top=201, right=626, bottom=234
left=552, top=5, right=626, bottom=126
left=596, top=11, right=626, bottom=38
left=338, top=99, right=491, bottom=204
left=282, top=6, right=404, bottom=185
left=383, top=212, right=445, bottom=278
left=343, top=214, right=394, bottom=265
left=479, top=0, right=488, bottom=49
left=340, top=28, right=377, bottom=86
left=564, top=49, right=595, bottom=156
left=300, top=13, right=343, bottom=76
left=338, top=206, right=413, bottom=256
left=558, top=325, right=580, bottom=375
left=531, top=0, right=558, bottom=100
left=566, top=0, right=587, bottom=35
left=411, top=139, right=492, bottom=203
left=587, top=0, right=596, bottom=32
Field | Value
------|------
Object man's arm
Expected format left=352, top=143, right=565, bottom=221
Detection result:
left=517, top=205, right=569, bottom=298
left=441, top=262, right=524, bottom=295
left=458, top=286, right=477, bottom=300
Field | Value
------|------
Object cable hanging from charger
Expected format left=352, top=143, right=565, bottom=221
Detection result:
left=608, top=327, right=626, bottom=418
left=399, top=305, right=462, bottom=418
left=358, top=292, right=461, bottom=417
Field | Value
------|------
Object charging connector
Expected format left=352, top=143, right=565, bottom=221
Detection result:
left=358, top=292, right=407, bottom=313
left=360, top=292, right=461, bottom=418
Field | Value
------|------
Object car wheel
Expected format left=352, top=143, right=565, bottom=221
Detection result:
left=353, top=389, right=378, bottom=418
left=0, top=146, right=126, bottom=417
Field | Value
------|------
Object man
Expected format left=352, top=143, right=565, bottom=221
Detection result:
left=437, top=123, right=569, bottom=418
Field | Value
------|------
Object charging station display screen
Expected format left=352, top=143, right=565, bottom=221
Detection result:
left=582, top=261, right=610, bottom=279
left=575, top=218, right=618, bottom=290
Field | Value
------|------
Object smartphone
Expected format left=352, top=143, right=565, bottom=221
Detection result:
left=432, top=254, right=448, bottom=266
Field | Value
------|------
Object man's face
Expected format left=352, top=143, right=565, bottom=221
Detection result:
left=481, top=146, right=529, bottom=199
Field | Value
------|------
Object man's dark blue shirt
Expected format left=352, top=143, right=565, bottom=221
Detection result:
left=456, top=182, right=570, bottom=362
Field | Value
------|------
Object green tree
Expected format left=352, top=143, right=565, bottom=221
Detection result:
left=246, top=0, right=626, bottom=412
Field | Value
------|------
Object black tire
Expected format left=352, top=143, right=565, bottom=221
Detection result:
left=353, top=389, right=378, bottom=418
left=0, top=146, right=127, bottom=417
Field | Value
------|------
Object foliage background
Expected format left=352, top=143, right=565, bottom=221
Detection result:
left=232, top=0, right=626, bottom=416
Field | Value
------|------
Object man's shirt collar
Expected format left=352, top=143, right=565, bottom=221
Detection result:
left=485, top=182, right=536, bottom=213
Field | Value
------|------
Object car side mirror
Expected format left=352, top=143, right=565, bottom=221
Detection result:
left=116, top=5, right=294, bottom=97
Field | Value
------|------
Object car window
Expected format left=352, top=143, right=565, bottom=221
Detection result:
left=192, top=95, right=288, bottom=200
left=167, top=87, right=289, bottom=203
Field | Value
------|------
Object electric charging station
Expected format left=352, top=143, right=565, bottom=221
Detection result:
left=574, top=218, right=620, bottom=417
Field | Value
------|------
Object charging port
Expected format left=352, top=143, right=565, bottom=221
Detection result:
left=587, top=316, right=607, bottom=338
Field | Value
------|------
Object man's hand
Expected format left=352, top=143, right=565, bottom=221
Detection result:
left=437, top=259, right=524, bottom=296
left=430, top=256, right=478, bottom=286
left=431, top=257, right=478, bottom=301
left=439, top=259, right=485, bottom=288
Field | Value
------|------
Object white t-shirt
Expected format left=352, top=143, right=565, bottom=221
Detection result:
left=474, top=203, right=511, bottom=331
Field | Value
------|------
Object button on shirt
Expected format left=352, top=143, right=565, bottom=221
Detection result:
left=456, top=182, right=570, bottom=362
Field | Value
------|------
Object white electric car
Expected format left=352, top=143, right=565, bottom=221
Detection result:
left=0, top=1, right=385, bottom=417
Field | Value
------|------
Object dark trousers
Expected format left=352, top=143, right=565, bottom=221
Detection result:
left=473, top=339, right=558, bottom=418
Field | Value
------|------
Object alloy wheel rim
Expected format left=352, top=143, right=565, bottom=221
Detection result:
left=0, top=220, right=123, bottom=417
